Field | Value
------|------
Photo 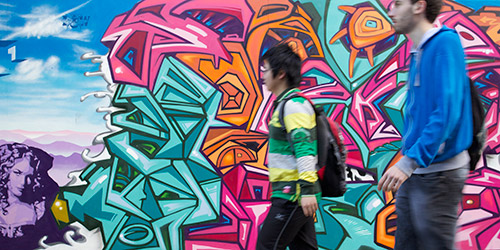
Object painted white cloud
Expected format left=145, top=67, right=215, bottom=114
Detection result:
left=73, top=44, right=97, bottom=59
left=0, top=101, right=109, bottom=133
left=0, top=3, right=15, bottom=8
left=0, top=65, right=6, bottom=74
left=0, top=9, right=13, bottom=31
left=0, top=86, right=77, bottom=100
left=81, top=79, right=110, bottom=89
left=68, top=44, right=102, bottom=69
left=0, top=23, right=12, bottom=31
left=0, top=10, right=12, bottom=18
left=9, top=56, right=61, bottom=82
left=3, top=1, right=92, bottom=41
left=0, top=84, right=110, bottom=133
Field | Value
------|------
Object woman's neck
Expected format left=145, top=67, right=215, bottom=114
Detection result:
left=7, top=192, right=20, bottom=205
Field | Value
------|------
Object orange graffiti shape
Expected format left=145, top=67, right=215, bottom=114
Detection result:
left=374, top=151, right=402, bottom=248
left=246, top=0, right=296, bottom=30
left=246, top=3, right=324, bottom=77
left=330, top=5, right=395, bottom=78
left=177, top=42, right=263, bottom=130
left=375, top=199, right=396, bottom=249
left=202, top=128, right=268, bottom=174
left=470, top=11, right=500, bottom=46
left=441, top=0, right=473, bottom=14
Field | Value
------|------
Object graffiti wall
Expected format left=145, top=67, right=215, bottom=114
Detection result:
left=1, top=0, right=499, bottom=249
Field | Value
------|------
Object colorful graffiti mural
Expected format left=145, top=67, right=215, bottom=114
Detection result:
left=1, top=0, right=499, bottom=249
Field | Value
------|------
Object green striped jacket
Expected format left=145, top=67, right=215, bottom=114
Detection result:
left=268, top=88, right=321, bottom=202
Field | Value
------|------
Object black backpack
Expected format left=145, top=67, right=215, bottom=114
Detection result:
left=468, top=78, right=486, bottom=171
left=278, top=92, right=347, bottom=197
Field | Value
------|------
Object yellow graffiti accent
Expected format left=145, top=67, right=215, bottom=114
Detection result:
left=51, top=194, right=70, bottom=225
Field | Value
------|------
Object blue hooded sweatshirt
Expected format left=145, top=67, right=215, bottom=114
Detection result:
left=397, top=26, right=472, bottom=176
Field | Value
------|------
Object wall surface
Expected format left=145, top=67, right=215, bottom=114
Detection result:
left=1, top=0, right=499, bottom=249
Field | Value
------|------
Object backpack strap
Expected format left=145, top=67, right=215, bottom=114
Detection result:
left=277, top=92, right=314, bottom=154
left=278, top=92, right=313, bottom=127
left=279, top=92, right=345, bottom=156
left=468, top=77, right=486, bottom=171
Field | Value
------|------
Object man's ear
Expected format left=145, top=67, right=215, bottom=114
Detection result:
left=277, top=70, right=286, bottom=80
left=413, top=0, right=426, bottom=15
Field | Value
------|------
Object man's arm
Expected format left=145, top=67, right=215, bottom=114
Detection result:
left=283, top=98, right=320, bottom=216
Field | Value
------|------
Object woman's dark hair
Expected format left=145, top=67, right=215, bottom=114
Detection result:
left=0, top=143, right=57, bottom=215
left=261, top=43, right=302, bottom=88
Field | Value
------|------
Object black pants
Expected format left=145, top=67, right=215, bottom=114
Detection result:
left=256, top=198, right=318, bottom=250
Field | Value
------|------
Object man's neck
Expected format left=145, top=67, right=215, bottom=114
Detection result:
left=408, top=20, right=434, bottom=48
left=272, top=81, right=291, bottom=97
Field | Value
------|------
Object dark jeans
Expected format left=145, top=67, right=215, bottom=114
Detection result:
left=395, top=165, right=468, bottom=250
left=256, top=198, right=318, bottom=250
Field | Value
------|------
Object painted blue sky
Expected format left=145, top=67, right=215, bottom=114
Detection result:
left=0, top=0, right=495, bottom=133
left=0, top=0, right=138, bottom=133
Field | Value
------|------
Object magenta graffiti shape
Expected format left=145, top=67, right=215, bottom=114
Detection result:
left=374, top=42, right=410, bottom=83
left=186, top=185, right=255, bottom=249
left=347, top=72, right=401, bottom=151
left=484, top=101, right=500, bottom=154
left=170, top=0, right=253, bottom=42
left=101, top=0, right=233, bottom=91
left=439, top=11, right=500, bottom=70
left=457, top=167, right=500, bottom=250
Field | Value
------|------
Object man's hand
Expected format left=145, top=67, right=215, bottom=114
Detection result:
left=301, top=196, right=318, bottom=217
left=378, top=166, right=409, bottom=192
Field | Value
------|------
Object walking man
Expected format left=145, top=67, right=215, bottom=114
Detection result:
left=256, top=44, right=320, bottom=250
left=378, top=0, right=472, bottom=249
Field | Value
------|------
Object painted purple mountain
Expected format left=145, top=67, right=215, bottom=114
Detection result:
left=0, top=130, right=98, bottom=146
left=50, top=153, right=90, bottom=186
left=23, top=139, right=104, bottom=157
left=0, top=130, right=103, bottom=156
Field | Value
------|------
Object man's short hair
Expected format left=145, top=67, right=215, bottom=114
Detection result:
left=261, top=43, right=302, bottom=88
left=413, top=0, right=442, bottom=23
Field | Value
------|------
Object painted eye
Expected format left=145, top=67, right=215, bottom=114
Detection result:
left=454, top=24, right=486, bottom=48
left=113, top=160, right=141, bottom=192
left=118, top=224, right=154, bottom=246
left=126, top=111, right=143, bottom=123
left=131, top=140, right=160, bottom=158
left=156, top=190, right=180, bottom=200
left=462, top=194, right=480, bottom=209
left=116, top=31, right=147, bottom=77
left=136, top=4, right=164, bottom=17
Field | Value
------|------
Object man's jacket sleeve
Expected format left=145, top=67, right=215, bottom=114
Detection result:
left=398, top=40, right=465, bottom=176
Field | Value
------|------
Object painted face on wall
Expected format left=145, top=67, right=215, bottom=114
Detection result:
left=60, top=55, right=225, bottom=249
left=388, top=0, right=417, bottom=34
left=8, top=159, right=33, bottom=198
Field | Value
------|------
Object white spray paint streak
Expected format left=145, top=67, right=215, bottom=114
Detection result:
left=37, top=222, right=104, bottom=249
left=80, top=52, right=124, bottom=163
